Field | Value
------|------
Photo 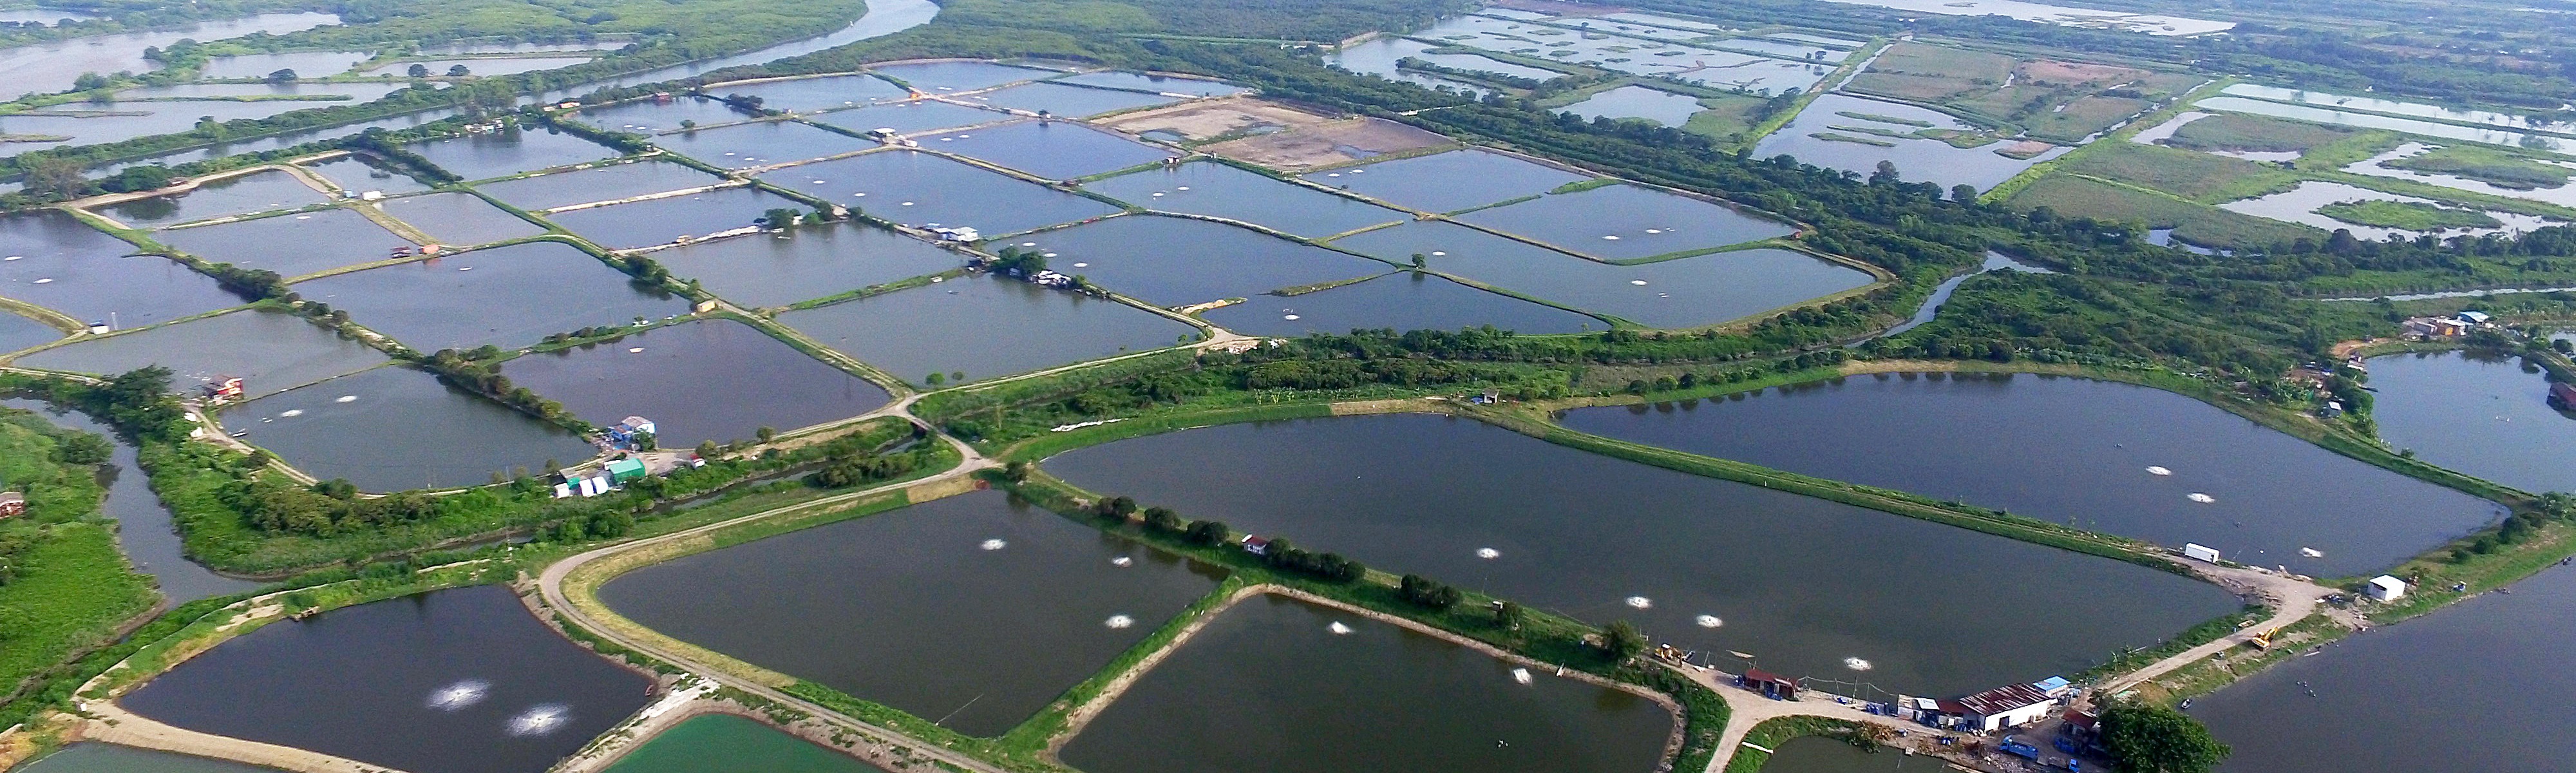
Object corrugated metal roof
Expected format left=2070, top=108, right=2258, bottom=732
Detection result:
left=1955, top=683, right=2054, bottom=716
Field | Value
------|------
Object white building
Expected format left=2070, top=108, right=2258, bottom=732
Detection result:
left=2183, top=542, right=2221, bottom=563
left=1946, top=683, right=2061, bottom=732
left=2366, top=575, right=2407, bottom=602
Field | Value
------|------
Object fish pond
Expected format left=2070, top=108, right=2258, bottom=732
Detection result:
left=601, top=714, right=887, bottom=773
left=377, top=192, right=547, bottom=245
left=406, top=129, right=620, bottom=182
left=918, top=121, right=1169, bottom=181
left=500, top=319, right=889, bottom=445
left=965, top=82, right=1177, bottom=118
left=1299, top=149, right=1586, bottom=215
left=120, top=586, right=652, bottom=773
left=1088, top=161, right=1409, bottom=238
left=1453, top=184, right=1795, bottom=260
left=600, top=490, right=1221, bottom=736
left=804, top=99, right=1008, bottom=137
left=17, top=307, right=388, bottom=397
left=708, top=74, right=908, bottom=113
left=1557, top=85, right=1707, bottom=128
left=292, top=241, right=688, bottom=351
left=227, top=366, right=598, bottom=491
left=96, top=169, right=328, bottom=228
left=865, top=61, right=1055, bottom=93
left=1042, top=414, right=2241, bottom=696
left=1754, top=736, right=1941, bottom=772
left=777, top=272, right=1196, bottom=385
left=474, top=160, right=724, bottom=212
left=1015, top=215, right=1392, bottom=307
left=0, top=211, right=247, bottom=327
left=0, top=399, right=262, bottom=602
left=544, top=187, right=808, bottom=249
left=155, top=207, right=413, bottom=278
left=759, top=150, right=1119, bottom=236
left=1560, top=373, right=2502, bottom=575
left=0, top=312, right=59, bottom=354
left=656, top=120, right=871, bottom=168
left=302, top=153, right=435, bottom=195
left=1202, top=272, right=1596, bottom=336
left=1333, top=221, right=1874, bottom=329
left=1056, top=594, right=1674, bottom=773
left=6, top=743, right=281, bottom=773
left=1050, top=72, right=1245, bottom=97
left=579, top=97, right=756, bottom=135
left=647, top=222, right=960, bottom=307
left=2363, top=350, right=2576, bottom=495
left=2193, top=562, right=2576, bottom=773
left=1754, top=94, right=2069, bottom=194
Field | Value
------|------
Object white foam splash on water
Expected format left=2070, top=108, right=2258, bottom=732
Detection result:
left=1072, top=262, right=1089, bottom=268
left=2146, top=466, right=2172, bottom=476
left=1476, top=548, right=1499, bottom=559
left=1630, top=280, right=1648, bottom=285
left=335, top=395, right=357, bottom=403
left=1104, top=615, right=1133, bottom=629
left=427, top=680, right=489, bottom=711
left=1602, top=234, right=1621, bottom=240
left=1511, top=667, right=1532, bottom=685
left=2300, top=548, right=2323, bottom=557
left=1695, top=615, right=1722, bottom=628
left=32, top=278, right=51, bottom=283
left=627, top=347, right=645, bottom=354
left=2188, top=493, right=2215, bottom=503
left=1282, top=314, right=1300, bottom=320
left=1111, top=556, right=1133, bottom=567
left=1625, top=596, right=1652, bottom=609
left=1176, top=186, right=1190, bottom=191
left=1844, top=657, right=1873, bottom=671
left=1645, top=229, right=1662, bottom=234
left=506, top=704, right=570, bottom=736
left=980, top=539, right=1007, bottom=551
left=1327, top=622, right=1354, bottom=635
left=278, top=410, right=304, bottom=417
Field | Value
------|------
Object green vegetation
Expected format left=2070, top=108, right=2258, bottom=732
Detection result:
left=2316, top=200, right=2504, bottom=231
left=1721, top=716, right=1877, bottom=773
left=0, top=408, right=158, bottom=716
left=2101, top=701, right=2232, bottom=773
left=2003, top=175, right=2319, bottom=249
left=1808, top=131, right=1893, bottom=147
left=1834, top=110, right=1930, bottom=128
left=1843, top=41, right=2014, bottom=102
left=2384, top=144, right=2575, bottom=191
left=2162, top=113, right=2357, bottom=155
left=2059, top=143, right=2302, bottom=204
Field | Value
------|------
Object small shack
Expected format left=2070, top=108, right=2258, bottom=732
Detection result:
left=1742, top=669, right=1799, bottom=700
left=1240, top=535, right=1272, bottom=556
left=605, top=458, right=649, bottom=484
left=1952, top=682, right=2061, bottom=732
left=0, top=491, right=24, bottom=518
left=2365, top=575, right=2407, bottom=602
left=2182, top=542, right=2222, bottom=564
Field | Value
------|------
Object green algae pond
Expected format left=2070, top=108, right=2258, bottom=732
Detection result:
left=6, top=743, right=280, bottom=773
left=603, top=714, right=889, bottom=773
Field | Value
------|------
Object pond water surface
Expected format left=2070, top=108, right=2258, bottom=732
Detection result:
left=1043, top=414, right=2241, bottom=696
left=366, top=57, right=592, bottom=77
left=1558, top=85, right=1705, bottom=128
left=1454, top=184, right=1795, bottom=260
left=1334, top=221, right=1873, bottom=329
left=17, top=307, right=388, bottom=397
left=302, top=153, right=435, bottom=195
left=1754, top=94, right=2069, bottom=194
left=97, top=170, right=328, bottom=228
left=0, top=12, right=338, bottom=94
left=1755, top=736, right=1939, bottom=772
left=292, top=241, right=687, bottom=351
left=1299, top=149, right=1586, bottom=215
left=1561, top=373, right=2501, bottom=575
left=227, top=366, right=598, bottom=491
left=805, top=99, right=1008, bottom=136
left=1, top=211, right=247, bottom=326
left=966, top=82, right=1175, bottom=118
left=919, top=121, right=1169, bottom=181
left=648, top=222, right=958, bottom=307
left=1052, top=72, right=1244, bottom=97
left=1087, top=162, right=1407, bottom=237
left=122, top=586, right=652, bottom=773
left=579, top=97, right=753, bottom=135
left=777, top=272, right=1195, bottom=385
left=0, top=399, right=262, bottom=602
left=378, top=192, right=547, bottom=245
left=200, top=51, right=372, bottom=79
left=601, top=490, right=1221, bottom=736
left=2364, top=350, right=2576, bottom=494
left=500, top=319, right=888, bottom=445
left=6, top=743, right=279, bottom=773
left=474, top=160, right=723, bottom=211
left=156, top=207, right=412, bottom=278
left=708, top=74, right=908, bottom=113
left=1016, top=215, right=1392, bottom=306
left=865, top=61, right=1054, bottom=93
left=760, top=150, right=1119, bottom=236
left=1202, top=271, right=1596, bottom=336
left=0, top=312, right=59, bottom=354
left=407, top=129, right=619, bottom=181
left=1057, top=594, right=1674, bottom=773
left=544, top=186, right=808, bottom=249
left=656, top=120, right=871, bottom=168
left=2194, top=562, right=2576, bottom=773
left=601, top=714, right=888, bottom=773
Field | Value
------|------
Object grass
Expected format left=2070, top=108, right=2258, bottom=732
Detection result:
left=0, top=415, right=158, bottom=712
left=1674, top=93, right=1765, bottom=140
left=2317, top=199, right=2503, bottom=230
left=1833, top=111, right=1931, bottom=128
left=2163, top=113, right=2359, bottom=154
left=1844, top=42, right=2013, bottom=102
left=1808, top=131, right=1894, bottom=148
left=2058, top=142, right=2302, bottom=203
left=2005, top=175, right=2320, bottom=248
left=2384, top=143, right=2575, bottom=190
left=2020, top=95, right=2151, bottom=144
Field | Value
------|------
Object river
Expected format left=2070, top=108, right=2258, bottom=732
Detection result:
left=1, top=397, right=261, bottom=602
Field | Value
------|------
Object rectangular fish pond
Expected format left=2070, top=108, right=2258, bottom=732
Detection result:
left=225, top=365, right=599, bottom=491
left=377, top=191, right=548, bottom=245
left=916, top=121, right=1171, bottom=182
left=473, top=160, right=726, bottom=212
left=1452, top=183, right=1795, bottom=261
left=406, top=128, right=621, bottom=182
left=1084, top=160, right=1408, bottom=238
left=15, top=307, right=389, bottom=399
left=775, top=272, right=1198, bottom=386
left=543, top=186, right=811, bottom=250
left=497, top=318, right=890, bottom=446
left=962, top=82, right=1179, bottom=119
left=759, top=150, right=1120, bottom=237
left=645, top=220, right=960, bottom=308
left=653, top=120, right=873, bottom=169
left=804, top=99, right=1012, bottom=137
left=1297, top=148, right=1588, bottom=215
left=1333, top=220, right=1874, bottom=329
left=290, top=241, right=690, bottom=352
left=703, top=74, right=909, bottom=113
left=94, top=169, right=329, bottom=228
left=1011, top=215, right=1394, bottom=307
left=0, top=211, right=249, bottom=327
left=155, top=207, right=415, bottom=279
left=1202, top=271, right=1598, bottom=336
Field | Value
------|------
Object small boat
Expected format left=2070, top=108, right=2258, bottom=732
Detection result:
left=227, top=430, right=249, bottom=438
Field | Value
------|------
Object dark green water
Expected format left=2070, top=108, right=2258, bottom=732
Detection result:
left=100, top=169, right=328, bottom=228
left=17, top=307, right=388, bottom=398
left=1756, top=736, right=1939, bottom=772
left=498, top=318, right=889, bottom=446
left=156, top=207, right=413, bottom=278
left=600, top=490, right=1222, bottom=736
left=291, top=241, right=690, bottom=351
left=657, top=120, right=871, bottom=169
left=1332, top=220, right=1873, bottom=329
left=1014, top=215, right=1391, bottom=307
left=121, top=586, right=653, bottom=773
left=1084, top=161, right=1408, bottom=238
left=1298, top=149, right=1587, bottom=215
left=1558, top=373, right=2502, bottom=577
left=1043, top=414, right=2240, bottom=697
left=1, top=211, right=247, bottom=326
left=377, top=191, right=547, bottom=245
left=1454, top=184, right=1796, bottom=261
left=1057, top=594, right=1674, bottom=773
left=6, top=743, right=279, bottom=773
left=918, top=121, right=1169, bottom=181
left=777, top=271, right=1197, bottom=385
left=601, top=714, right=889, bottom=773
left=226, top=365, right=598, bottom=491
left=760, top=150, right=1120, bottom=236
left=0, top=398, right=261, bottom=602
left=645, top=221, right=960, bottom=308
left=474, top=160, right=725, bottom=211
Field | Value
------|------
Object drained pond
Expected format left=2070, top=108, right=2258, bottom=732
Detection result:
left=599, top=489, right=1221, bottom=736
left=1043, top=414, right=2239, bottom=696
left=1558, top=373, right=2501, bottom=576
left=120, top=586, right=652, bottom=773
left=1056, top=593, right=1673, bottom=773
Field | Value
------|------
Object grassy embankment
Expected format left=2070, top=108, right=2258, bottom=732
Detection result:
left=1720, top=716, right=1871, bottom=773
left=0, top=412, right=160, bottom=720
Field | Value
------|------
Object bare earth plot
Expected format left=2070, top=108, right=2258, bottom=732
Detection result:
left=1199, top=117, right=1452, bottom=171
left=1097, top=98, right=1335, bottom=142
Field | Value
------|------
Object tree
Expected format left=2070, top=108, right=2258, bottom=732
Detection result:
left=1002, top=461, right=1030, bottom=482
left=1600, top=620, right=1646, bottom=660
left=447, top=64, right=471, bottom=77
left=1142, top=506, right=1182, bottom=533
left=2101, top=701, right=2230, bottom=773
left=760, top=207, right=804, bottom=227
left=407, top=63, right=430, bottom=77
left=1182, top=519, right=1229, bottom=546
left=71, top=72, right=109, bottom=91
left=1397, top=574, right=1461, bottom=609
left=266, top=68, right=298, bottom=83
left=1493, top=600, right=1524, bottom=629
left=19, top=157, right=91, bottom=198
left=678, top=119, right=696, bottom=129
left=755, top=426, right=777, bottom=443
left=50, top=432, right=113, bottom=466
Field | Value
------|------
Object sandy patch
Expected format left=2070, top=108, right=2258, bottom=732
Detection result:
left=1201, top=117, right=1451, bottom=171
left=1098, top=98, right=1332, bottom=141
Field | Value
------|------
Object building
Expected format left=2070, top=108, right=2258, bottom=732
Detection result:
left=606, top=416, right=657, bottom=448
left=2456, top=310, right=2492, bottom=326
left=204, top=376, right=245, bottom=401
left=1947, top=682, right=2061, bottom=732
left=1240, top=535, right=1272, bottom=555
left=605, top=458, right=649, bottom=484
left=0, top=491, right=24, bottom=518
left=1741, top=669, right=1800, bottom=700
left=2183, top=542, right=2222, bottom=564
left=2550, top=382, right=2576, bottom=409
left=2401, top=316, right=2470, bottom=339
left=2366, top=575, right=2407, bottom=602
